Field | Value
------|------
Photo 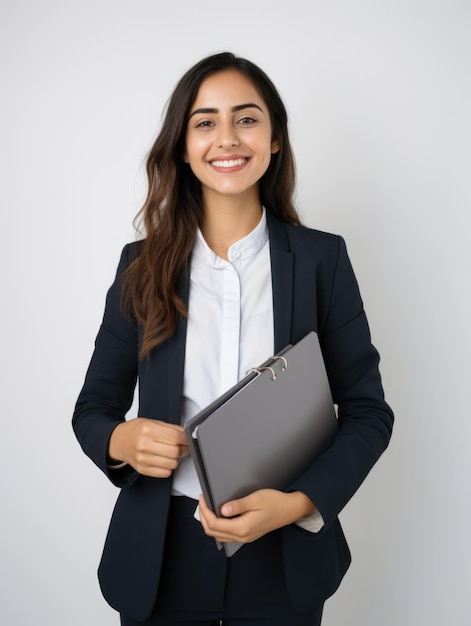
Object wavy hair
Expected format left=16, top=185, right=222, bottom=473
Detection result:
left=122, top=52, right=301, bottom=358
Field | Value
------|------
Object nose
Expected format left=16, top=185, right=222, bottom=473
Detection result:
left=216, top=122, right=239, bottom=148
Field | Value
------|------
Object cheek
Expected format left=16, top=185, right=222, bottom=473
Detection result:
left=186, top=135, right=210, bottom=160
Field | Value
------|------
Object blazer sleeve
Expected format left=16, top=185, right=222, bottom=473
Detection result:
left=289, top=236, right=394, bottom=528
left=72, top=244, right=140, bottom=488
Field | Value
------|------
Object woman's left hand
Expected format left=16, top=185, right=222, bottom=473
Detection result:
left=198, top=489, right=316, bottom=544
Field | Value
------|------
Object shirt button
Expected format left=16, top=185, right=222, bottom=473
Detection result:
left=232, top=249, right=241, bottom=260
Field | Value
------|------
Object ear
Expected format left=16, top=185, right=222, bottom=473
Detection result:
left=271, top=139, right=280, bottom=154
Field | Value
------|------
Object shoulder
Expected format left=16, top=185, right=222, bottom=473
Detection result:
left=285, top=222, right=343, bottom=248
left=122, top=239, right=144, bottom=259
left=268, top=213, right=346, bottom=260
left=115, top=239, right=144, bottom=271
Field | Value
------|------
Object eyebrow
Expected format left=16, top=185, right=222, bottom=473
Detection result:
left=188, top=102, right=264, bottom=119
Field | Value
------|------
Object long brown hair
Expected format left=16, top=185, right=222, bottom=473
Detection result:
left=122, top=52, right=301, bottom=358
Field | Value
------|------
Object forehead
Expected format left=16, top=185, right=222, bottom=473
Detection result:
left=190, top=69, right=267, bottom=111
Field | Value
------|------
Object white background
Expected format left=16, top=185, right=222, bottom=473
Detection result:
left=1, top=1, right=470, bottom=624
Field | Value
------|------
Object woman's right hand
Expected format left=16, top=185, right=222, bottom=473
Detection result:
left=108, top=418, right=189, bottom=478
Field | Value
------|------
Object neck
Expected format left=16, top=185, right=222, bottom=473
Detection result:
left=201, top=189, right=262, bottom=260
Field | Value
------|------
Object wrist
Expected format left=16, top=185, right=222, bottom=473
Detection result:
left=108, top=422, right=126, bottom=465
left=287, top=491, right=317, bottom=521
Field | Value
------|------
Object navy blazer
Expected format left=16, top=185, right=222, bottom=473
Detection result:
left=73, top=213, right=393, bottom=621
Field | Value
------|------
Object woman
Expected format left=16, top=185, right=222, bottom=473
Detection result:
left=73, top=52, right=394, bottom=625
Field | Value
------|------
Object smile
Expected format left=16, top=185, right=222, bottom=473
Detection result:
left=209, top=158, right=248, bottom=168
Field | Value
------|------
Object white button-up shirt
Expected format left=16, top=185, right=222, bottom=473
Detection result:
left=172, top=208, right=274, bottom=498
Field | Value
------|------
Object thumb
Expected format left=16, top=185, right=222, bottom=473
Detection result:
left=221, top=494, right=252, bottom=518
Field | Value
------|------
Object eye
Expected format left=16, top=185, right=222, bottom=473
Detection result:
left=195, top=119, right=214, bottom=129
left=238, top=116, right=257, bottom=125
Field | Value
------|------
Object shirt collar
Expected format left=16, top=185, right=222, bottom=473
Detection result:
left=194, top=207, right=269, bottom=268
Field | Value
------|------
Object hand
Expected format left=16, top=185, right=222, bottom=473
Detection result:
left=198, top=489, right=317, bottom=544
left=108, top=417, right=189, bottom=478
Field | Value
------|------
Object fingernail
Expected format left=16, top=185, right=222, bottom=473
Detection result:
left=222, top=504, right=232, bottom=516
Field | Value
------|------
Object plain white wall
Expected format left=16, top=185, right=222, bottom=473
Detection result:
left=1, top=1, right=470, bottom=624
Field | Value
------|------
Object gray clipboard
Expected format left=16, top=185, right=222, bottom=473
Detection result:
left=184, top=331, right=337, bottom=557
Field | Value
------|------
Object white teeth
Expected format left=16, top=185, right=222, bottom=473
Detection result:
left=211, top=158, right=247, bottom=168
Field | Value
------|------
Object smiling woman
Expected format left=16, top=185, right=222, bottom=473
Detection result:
left=184, top=70, right=280, bottom=257
left=72, top=51, right=393, bottom=626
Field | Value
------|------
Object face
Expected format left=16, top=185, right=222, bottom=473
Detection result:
left=184, top=69, right=280, bottom=205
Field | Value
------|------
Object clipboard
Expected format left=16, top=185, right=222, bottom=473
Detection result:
left=184, top=331, right=337, bottom=556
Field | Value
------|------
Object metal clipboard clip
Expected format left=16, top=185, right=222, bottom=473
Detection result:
left=246, top=355, right=288, bottom=381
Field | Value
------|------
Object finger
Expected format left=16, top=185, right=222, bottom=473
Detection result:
left=198, top=495, right=214, bottom=521
left=134, top=451, right=181, bottom=473
left=201, top=515, right=255, bottom=544
left=150, top=421, right=189, bottom=446
left=139, top=465, right=176, bottom=479
left=179, top=444, right=190, bottom=458
left=138, top=440, right=185, bottom=461
left=198, top=496, right=248, bottom=542
left=198, top=496, right=224, bottom=531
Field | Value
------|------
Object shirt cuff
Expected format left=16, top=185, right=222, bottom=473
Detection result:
left=107, top=460, right=128, bottom=470
left=295, top=509, right=325, bottom=533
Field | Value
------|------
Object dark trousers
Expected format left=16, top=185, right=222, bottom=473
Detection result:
left=120, top=496, right=323, bottom=626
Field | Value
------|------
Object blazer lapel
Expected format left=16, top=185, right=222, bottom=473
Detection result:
left=267, top=214, right=294, bottom=352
